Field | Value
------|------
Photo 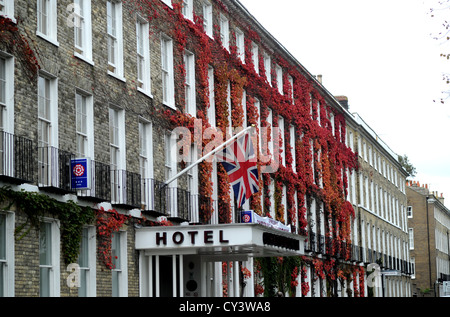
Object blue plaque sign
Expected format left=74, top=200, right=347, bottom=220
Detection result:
left=71, top=158, right=91, bottom=190
left=241, top=210, right=253, bottom=223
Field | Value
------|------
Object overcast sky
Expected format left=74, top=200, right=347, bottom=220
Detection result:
left=239, top=0, right=450, bottom=207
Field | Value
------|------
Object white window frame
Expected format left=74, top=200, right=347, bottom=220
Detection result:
left=136, top=17, right=152, bottom=96
left=0, top=53, right=14, bottom=134
left=184, top=50, right=196, bottom=116
left=37, top=0, right=58, bottom=46
left=276, top=64, right=283, bottom=95
left=278, top=116, right=285, bottom=166
left=251, top=42, right=259, bottom=74
left=39, top=218, right=60, bottom=297
left=0, top=0, right=15, bottom=22
left=290, top=125, right=296, bottom=172
left=267, top=108, right=273, bottom=159
left=220, top=14, right=229, bottom=51
left=161, top=35, right=175, bottom=109
left=207, top=66, right=215, bottom=127
left=235, top=28, right=245, bottom=63
left=264, top=53, right=271, bottom=86
left=78, top=226, right=96, bottom=297
left=37, top=72, right=58, bottom=186
left=165, top=131, right=178, bottom=217
left=139, top=119, right=154, bottom=209
left=288, top=74, right=294, bottom=103
left=75, top=90, right=94, bottom=159
left=73, top=0, right=93, bottom=64
left=202, top=1, right=213, bottom=38
left=109, top=106, right=126, bottom=171
left=408, top=228, right=414, bottom=250
left=0, top=211, right=14, bottom=297
left=111, top=230, right=128, bottom=297
left=107, top=1, right=124, bottom=80
left=182, top=0, right=193, bottom=21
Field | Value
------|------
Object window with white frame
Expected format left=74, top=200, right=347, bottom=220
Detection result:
left=264, top=53, right=271, bottom=85
left=0, top=0, right=14, bottom=21
left=288, top=74, right=294, bottom=103
left=38, top=74, right=58, bottom=186
left=202, top=1, right=213, bottom=38
left=290, top=125, right=296, bottom=171
left=111, top=231, right=127, bottom=297
left=107, top=1, right=124, bottom=78
left=235, top=28, right=245, bottom=63
left=0, top=54, right=14, bottom=134
left=207, top=66, right=215, bottom=127
left=0, top=212, right=14, bottom=297
left=182, top=0, right=193, bottom=21
left=165, top=132, right=178, bottom=216
left=37, top=0, right=58, bottom=45
left=276, top=64, right=283, bottom=95
left=75, top=91, right=94, bottom=158
left=39, top=219, right=60, bottom=297
left=78, top=226, right=96, bottom=297
left=278, top=116, right=285, bottom=166
left=269, top=177, right=275, bottom=218
left=109, top=106, right=126, bottom=203
left=407, top=206, right=413, bottom=218
left=251, top=42, right=259, bottom=74
left=188, top=144, right=199, bottom=221
left=161, top=35, right=175, bottom=108
left=255, top=98, right=262, bottom=152
left=408, top=228, right=414, bottom=249
left=139, top=120, right=154, bottom=208
left=136, top=18, right=151, bottom=95
left=74, top=0, right=93, bottom=63
left=184, top=51, right=196, bottom=116
left=220, top=14, right=229, bottom=51
left=267, top=108, right=273, bottom=159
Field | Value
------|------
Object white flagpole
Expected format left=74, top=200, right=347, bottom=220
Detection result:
left=161, top=125, right=254, bottom=189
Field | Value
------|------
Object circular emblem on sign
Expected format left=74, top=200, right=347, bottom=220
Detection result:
left=73, top=164, right=85, bottom=177
left=242, top=214, right=251, bottom=223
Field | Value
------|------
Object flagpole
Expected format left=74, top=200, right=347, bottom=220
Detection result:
left=160, top=125, right=254, bottom=190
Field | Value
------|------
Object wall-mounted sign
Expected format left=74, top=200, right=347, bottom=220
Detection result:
left=135, top=223, right=305, bottom=259
left=241, top=210, right=291, bottom=233
left=71, top=158, right=91, bottom=190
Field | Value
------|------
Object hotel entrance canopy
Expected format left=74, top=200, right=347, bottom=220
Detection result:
left=135, top=223, right=306, bottom=260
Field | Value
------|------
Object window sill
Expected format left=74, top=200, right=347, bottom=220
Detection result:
left=36, top=31, right=59, bottom=47
left=137, top=87, right=153, bottom=99
left=163, top=102, right=176, bottom=111
left=74, top=52, right=95, bottom=66
left=108, top=71, right=126, bottom=83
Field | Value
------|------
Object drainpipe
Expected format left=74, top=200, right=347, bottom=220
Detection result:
left=426, top=196, right=435, bottom=296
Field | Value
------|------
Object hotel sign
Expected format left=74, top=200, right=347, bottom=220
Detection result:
left=136, top=223, right=305, bottom=258
left=71, top=158, right=91, bottom=190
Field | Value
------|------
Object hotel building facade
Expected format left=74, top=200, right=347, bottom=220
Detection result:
left=0, top=0, right=411, bottom=297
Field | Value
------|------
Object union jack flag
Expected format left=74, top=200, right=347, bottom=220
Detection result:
left=217, top=132, right=259, bottom=208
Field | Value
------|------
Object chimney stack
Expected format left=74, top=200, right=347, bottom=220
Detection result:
left=316, top=74, right=323, bottom=84
left=335, top=95, right=349, bottom=111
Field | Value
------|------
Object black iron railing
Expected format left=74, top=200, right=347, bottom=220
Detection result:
left=0, top=132, right=34, bottom=183
left=78, top=160, right=111, bottom=202
left=38, top=146, right=74, bottom=193
left=111, top=169, right=141, bottom=208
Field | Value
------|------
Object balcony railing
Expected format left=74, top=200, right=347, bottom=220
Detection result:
left=38, top=146, right=74, bottom=193
left=78, top=160, right=111, bottom=202
left=0, top=131, right=34, bottom=183
left=111, top=169, right=141, bottom=208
